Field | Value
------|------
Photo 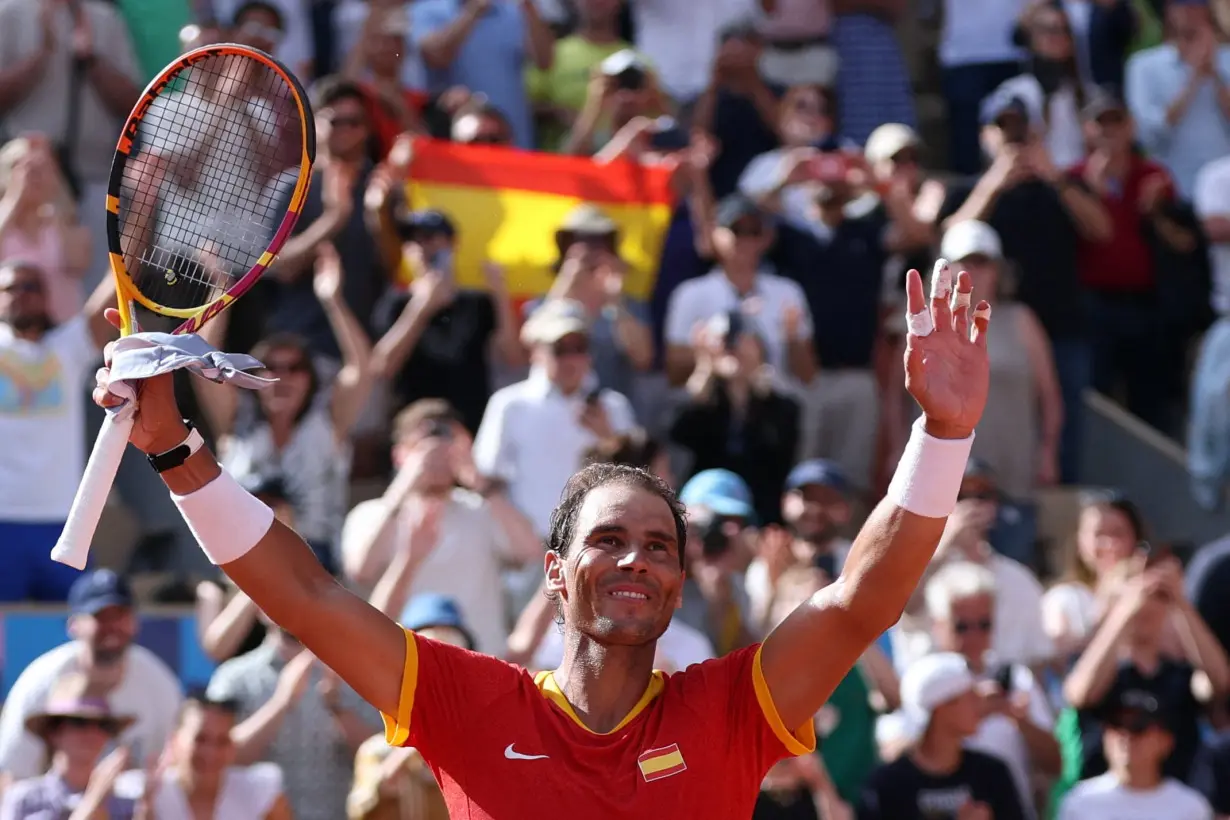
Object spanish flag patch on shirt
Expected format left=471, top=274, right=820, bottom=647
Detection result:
left=637, top=743, right=687, bottom=782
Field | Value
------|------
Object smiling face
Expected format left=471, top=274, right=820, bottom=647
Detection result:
left=545, top=479, right=685, bottom=647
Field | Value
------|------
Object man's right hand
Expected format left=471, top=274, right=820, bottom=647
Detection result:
left=272, top=649, right=317, bottom=708
left=92, top=309, right=189, bottom=455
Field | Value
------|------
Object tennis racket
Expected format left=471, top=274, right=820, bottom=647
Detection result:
left=51, top=44, right=315, bottom=569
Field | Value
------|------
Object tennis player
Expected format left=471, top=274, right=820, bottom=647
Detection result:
left=94, top=264, right=990, bottom=818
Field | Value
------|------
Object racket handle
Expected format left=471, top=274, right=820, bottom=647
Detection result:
left=51, top=413, right=136, bottom=570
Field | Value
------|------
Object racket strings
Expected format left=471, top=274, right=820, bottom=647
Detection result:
left=120, top=52, right=302, bottom=311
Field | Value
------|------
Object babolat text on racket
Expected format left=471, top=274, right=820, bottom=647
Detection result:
left=51, top=43, right=315, bottom=569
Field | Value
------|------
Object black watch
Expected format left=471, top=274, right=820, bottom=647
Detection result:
left=147, top=422, right=204, bottom=473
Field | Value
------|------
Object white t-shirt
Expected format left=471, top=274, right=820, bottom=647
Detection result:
left=966, top=664, right=1054, bottom=820
left=473, top=372, right=636, bottom=537
left=332, top=1, right=426, bottom=90
left=341, top=488, right=516, bottom=656
left=531, top=619, right=716, bottom=673
left=0, top=317, right=97, bottom=521
left=1041, top=581, right=1098, bottom=646
left=115, top=762, right=283, bottom=820
left=631, top=0, right=760, bottom=101
left=1194, top=155, right=1230, bottom=317
left=663, top=269, right=814, bottom=384
left=1058, top=773, right=1212, bottom=820
left=0, top=643, right=183, bottom=780
left=939, top=0, right=1028, bottom=66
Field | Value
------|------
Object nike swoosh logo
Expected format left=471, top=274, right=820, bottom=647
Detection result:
left=504, top=743, right=549, bottom=761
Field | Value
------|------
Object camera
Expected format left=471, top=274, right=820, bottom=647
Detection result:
left=601, top=50, right=648, bottom=92
left=692, top=511, right=736, bottom=558
left=425, top=419, right=453, bottom=441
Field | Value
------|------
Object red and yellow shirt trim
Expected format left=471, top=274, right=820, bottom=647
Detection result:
left=752, top=645, right=817, bottom=756
left=382, top=627, right=419, bottom=747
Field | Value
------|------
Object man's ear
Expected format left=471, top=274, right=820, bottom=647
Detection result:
left=544, top=550, right=566, bottom=598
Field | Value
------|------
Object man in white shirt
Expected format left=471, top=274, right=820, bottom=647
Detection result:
left=340, top=398, right=543, bottom=655
left=0, top=261, right=113, bottom=601
left=663, top=194, right=817, bottom=389
left=0, top=570, right=183, bottom=781
left=1059, top=689, right=1213, bottom=820
left=1194, top=155, right=1230, bottom=319
left=473, top=298, right=636, bottom=537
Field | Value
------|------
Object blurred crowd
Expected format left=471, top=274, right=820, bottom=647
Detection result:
left=1, top=0, right=1230, bottom=817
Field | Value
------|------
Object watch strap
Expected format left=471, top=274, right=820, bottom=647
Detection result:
left=147, top=423, right=204, bottom=473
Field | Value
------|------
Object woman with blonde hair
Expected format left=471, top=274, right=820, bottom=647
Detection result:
left=0, top=135, right=91, bottom=323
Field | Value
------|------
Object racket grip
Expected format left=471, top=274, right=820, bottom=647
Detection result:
left=51, top=413, right=136, bottom=570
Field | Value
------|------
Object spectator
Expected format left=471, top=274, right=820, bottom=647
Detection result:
left=629, top=0, right=760, bottom=104
left=772, top=160, right=923, bottom=490
left=1071, top=89, right=1196, bottom=433
left=527, top=205, right=654, bottom=398
left=0, top=261, right=113, bottom=600
left=412, top=0, right=556, bottom=148
left=938, top=0, right=1030, bottom=175
left=0, top=135, right=90, bottom=323
left=0, top=571, right=183, bottom=780
left=345, top=595, right=470, bottom=820
left=1029, top=0, right=1137, bottom=91
left=583, top=428, right=675, bottom=486
left=560, top=49, right=669, bottom=157
left=925, top=561, right=1062, bottom=814
left=528, top=0, right=650, bottom=151
left=663, top=194, right=817, bottom=389
left=676, top=470, right=757, bottom=654
left=938, top=109, right=1108, bottom=483
left=228, top=1, right=287, bottom=56
left=206, top=627, right=380, bottom=820
left=213, top=0, right=313, bottom=79
left=831, top=0, right=918, bottom=147
left=694, top=23, right=783, bottom=199
left=758, top=0, right=836, bottom=90
left=1043, top=494, right=1148, bottom=665
left=990, top=3, right=1090, bottom=167
left=342, top=399, right=542, bottom=654
left=266, top=76, right=387, bottom=361
left=861, top=652, right=1028, bottom=819
left=1062, top=553, right=1230, bottom=786
left=892, top=495, right=1052, bottom=674
left=370, top=207, right=521, bottom=434
left=1191, top=694, right=1230, bottom=816
left=1058, top=689, right=1213, bottom=819
left=755, top=751, right=846, bottom=820
left=958, top=459, right=1039, bottom=568
left=0, top=673, right=137, bottom=820
left=938, top=220, right=1063, bottom=498
left=473, top=297, right=636, bottom=537
left=1186, top=527, right=1230, bottom=657
left=737, top=83, right=841, bottom=228
left=194, top=249, right=375, bottom=574
left=1125, top=0, right=1230, bottom=199
left=670, top=311, right=801, bottom=525
left=115, top=693, right=292, bottom=820
left=340, top=5, right=427, bottom=156
left=450, top=97, right=518, bottom=144
left=745, top=460, right=854, bottom=634
left=1188, top=152, right=1230, bottom=510
left=0, top=0, right=141, bottom=284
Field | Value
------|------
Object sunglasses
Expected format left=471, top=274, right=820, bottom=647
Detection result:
left=265, top=360, right=309, bottom=375
left=327, top=115, right=366, bottom=130
left=238, top=21, right=284, bottom=46
left=730, top=221, right=764, bottom=238
left=0, top=280, right=41, bottom=295
left=954, top=618, right=993, bottom=635
left=552, top=339, right=589, bottom=357
left=52, top=716, right=120, bottom=733
left=467, top=133, right=506, bottom=145
left=891, top=149, right=920, bottom=166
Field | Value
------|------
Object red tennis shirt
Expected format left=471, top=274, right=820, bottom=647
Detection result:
left=381, top=629, right=816, bottom=818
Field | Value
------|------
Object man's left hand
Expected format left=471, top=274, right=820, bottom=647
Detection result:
left=903, top=261, right=991, bottom=440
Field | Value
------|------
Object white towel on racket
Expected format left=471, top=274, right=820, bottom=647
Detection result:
left=102, top=333, right=276, bottom=421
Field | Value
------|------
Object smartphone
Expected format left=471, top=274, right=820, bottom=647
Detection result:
left=426, top=419, right=454, bottom=440
left=994, top=664, right=1015, bottom=694
left=1144, top=543, right=1172, bottom=568
left=808, top=153, right=849, bottom=184
left=585, top=388, right=602, bottom=406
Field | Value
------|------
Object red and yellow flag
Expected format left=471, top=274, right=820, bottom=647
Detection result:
left=637, top=743, right=687, bottom=782
left=402, top=140, right=675, bottom=302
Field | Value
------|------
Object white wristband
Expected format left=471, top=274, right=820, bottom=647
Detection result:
left=886, top=418, right=975, bottom=518
left=172, top=471, right=275, bottom=565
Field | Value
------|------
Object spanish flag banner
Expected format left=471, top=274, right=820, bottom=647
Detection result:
left=637, top=743, right=687, bottom=783
left=404, top=140, right=676, bottom=302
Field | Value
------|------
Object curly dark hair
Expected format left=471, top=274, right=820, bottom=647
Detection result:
left=546, top=463, right=687, bottom=571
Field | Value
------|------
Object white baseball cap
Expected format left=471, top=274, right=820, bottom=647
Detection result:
left=864, top=123, right=920, bottom=164
left=899, top=652, right=976, bottom=736
left=521, top=298, right=590, bottom=346
left=940, top=220, right=1003, bottom=263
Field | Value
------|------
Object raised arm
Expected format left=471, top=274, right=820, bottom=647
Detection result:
left=92, top=311, right=406, bottom=719
left=312, top=245, right=375, bottom=437
left=761, top=262, right=991, bottom=730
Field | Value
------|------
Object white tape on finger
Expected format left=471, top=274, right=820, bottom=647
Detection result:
left=952, top=289, right=972, bottom=310
left=906, top=309, right=935, bottom=337
left=974, top=304, right=992, bottom=322
left=930, top=259, right=952, bottom=301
